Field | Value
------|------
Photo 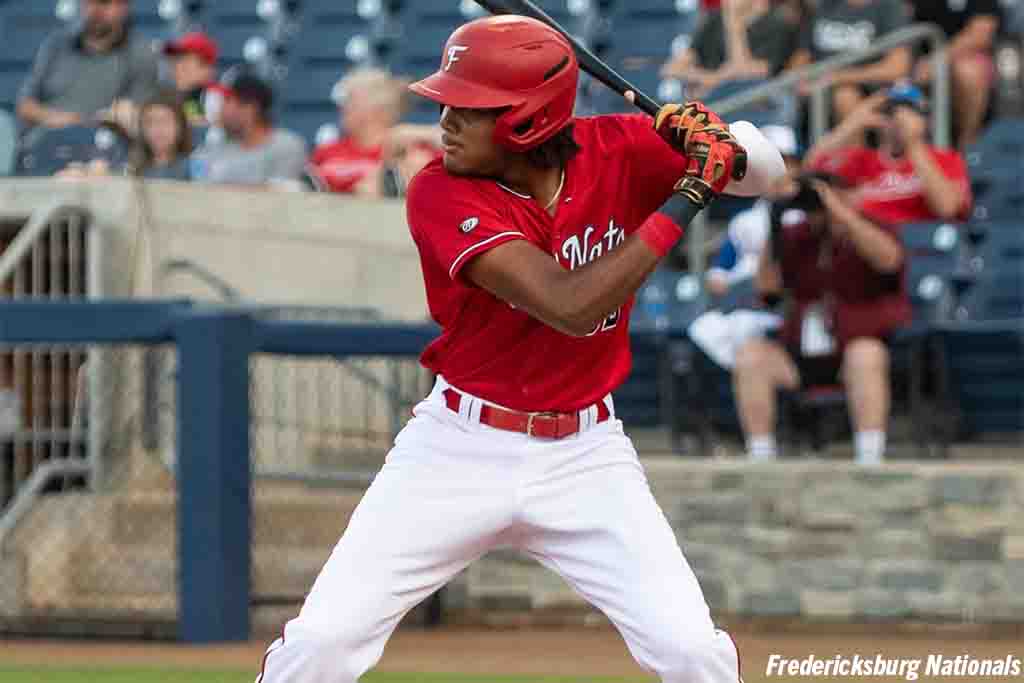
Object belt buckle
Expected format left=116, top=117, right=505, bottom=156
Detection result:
left=526, top=411, right=558, bottom=437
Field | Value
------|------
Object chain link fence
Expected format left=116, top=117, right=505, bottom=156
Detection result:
left=1, top=316, right=433, bottom=634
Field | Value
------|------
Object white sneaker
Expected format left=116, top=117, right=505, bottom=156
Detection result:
left=0, top=390, right=21, bottom=437
left=855, top=450, right=884, bottom=466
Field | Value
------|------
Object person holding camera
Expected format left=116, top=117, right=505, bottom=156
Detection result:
left=732, top=83, right=970, bottom=465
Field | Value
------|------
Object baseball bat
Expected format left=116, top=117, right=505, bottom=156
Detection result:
left=472, top=0, right=663, bottom=118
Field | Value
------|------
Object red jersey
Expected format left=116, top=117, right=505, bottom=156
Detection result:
left=811, top=146, right=972, bottom=225
left=406, top=114, right=687, bottom=412
left=309, top=137, right=383, bottom=193
left=778, top=217, right=911, bottom=348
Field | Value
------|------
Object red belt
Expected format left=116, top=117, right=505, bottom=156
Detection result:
left=442, top=388, right=610, bottom=439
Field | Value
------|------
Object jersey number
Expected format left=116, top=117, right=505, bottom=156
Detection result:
left=587, top=307, right=621, bottom=336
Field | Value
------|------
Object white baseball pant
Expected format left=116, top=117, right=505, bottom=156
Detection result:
left=257, top=376, right=741, bottom=683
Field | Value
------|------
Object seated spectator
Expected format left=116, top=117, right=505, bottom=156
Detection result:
left=130, top=91, right=193, bottom=180
left=909, top=0, right=1002, bottom=149
left=790, top=0, right=911, bottom=125
left=194, top=68, right=307, bottom=187
left=707, top=125, right=802, bottom=298
left=661, top=0, right=801, bottom=98
left=309, top=68, right=438, bottom=197
left=732, top=84, right=971, bottom=466
left=16, top=0, right=159, bottom=141
left=162, top=32, right=220, bottom=127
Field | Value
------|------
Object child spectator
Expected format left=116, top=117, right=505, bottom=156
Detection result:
left=130, top=91, right=193, bottom=180
left=163, top=32, right=220, bottom=127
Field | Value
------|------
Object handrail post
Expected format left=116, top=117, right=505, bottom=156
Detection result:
left=931, top=42, right=951, bottom=148
left=810, top=87, right=829, bottom=146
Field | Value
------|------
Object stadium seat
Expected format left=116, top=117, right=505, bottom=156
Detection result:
left=0, top=70, right=23, bottom=110
left=970, top=181, right=1024, bottom=222
left=0, top=11, right=62, bottom=67
left=279, top=54, right=347, bottom=106
left=966, top=118, right=1024, bottom=175
left=932, top=321, right=1024, bottom=440
left=15, top=125, right=129, bottom=177
left=623, top=269, right=704, bottom=429
left=280, top=104, right=337, bottom=147
left=208, top=0, right=262, bottom=22
left=0, top=108, right=15, bottom=176
left=954, top=271, right=1024, bottom=321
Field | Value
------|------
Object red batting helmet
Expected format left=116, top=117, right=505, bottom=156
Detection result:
left=409, top=15, right=578, bottom=152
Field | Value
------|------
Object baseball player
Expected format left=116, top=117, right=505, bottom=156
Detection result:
left=258, top=16, right=784, bottom=683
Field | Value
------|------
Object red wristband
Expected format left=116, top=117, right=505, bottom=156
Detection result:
left=637, top=213, right=684, bottom=258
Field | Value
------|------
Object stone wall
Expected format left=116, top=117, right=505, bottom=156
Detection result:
left=2, top=459, right=1022, bottom=632
left=449, top=460, right=1024, bottom=624
left=0, top=178, right=427, bottom=319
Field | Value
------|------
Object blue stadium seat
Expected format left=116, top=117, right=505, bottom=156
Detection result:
left=279, top=55, right=347, bottom=107
left=901, top=221, right=961, bottom=256
left=954, top=271, right=1024, bottom=321
left=966, top=118, right=1024, bottom=176
left=16, top=125, right=129, bottom=176
left=971, top=183, right=1024, bottom=222
left=0, top=12, right=62, bottom=66
left=0, top=108, right=15, bottom=176
left=387, top=24, right=454, bottom=80
left=932, top=321, right=1024, bottom=438
left=280, top=104, right=337, bottom=147
left=0, top=69, right=23, bottom=110
left=208, top=0, right=261, bottom=22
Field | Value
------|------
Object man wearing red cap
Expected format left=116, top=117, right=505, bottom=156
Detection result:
left=163, top=32, right=219, bottom=126
left=257, top=15, right=785, bottom=683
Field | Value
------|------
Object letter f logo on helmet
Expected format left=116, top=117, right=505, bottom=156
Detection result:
left=445, top=45, right=469, bottom=72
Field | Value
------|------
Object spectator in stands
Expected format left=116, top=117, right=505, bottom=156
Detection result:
left=661, top=0, right=801, bottom=98
left=309, top=68, right=438, bottom=197
left=789, top=0, right=911, bottom=125
left=909, top=1, right=1002, bottom=149
left=194, top=68, right=307, bottom=187
left=732, top=84, right=970, bottom=465
left=162, top=32, right=220, bottom=127
left=16, top=0, right=159, bottom=139
left=129, top=91, right=193, bottom=180
left=707, top=125, right=802, bottom=298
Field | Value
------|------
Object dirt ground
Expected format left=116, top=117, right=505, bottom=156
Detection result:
left=4, top=624, right=1023, bottom=681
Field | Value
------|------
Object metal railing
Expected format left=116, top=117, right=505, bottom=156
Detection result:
left=0, top=201, right=109, bottom=544
left=709, top=22, right=951, bottom=147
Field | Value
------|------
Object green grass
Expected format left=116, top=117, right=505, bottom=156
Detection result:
left=0, top=669, right=641, bottom=683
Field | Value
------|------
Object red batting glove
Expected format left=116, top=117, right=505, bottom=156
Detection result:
left=654, top=101, right=729, bottom=153
left=675, top=129, right=748, bottom=208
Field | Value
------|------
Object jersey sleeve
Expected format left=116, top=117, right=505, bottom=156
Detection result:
left=613, top=114, right=689, bottom=217
left=406, top=165, right=528, bottom=281
left=808, top=147, right=875, bottom=185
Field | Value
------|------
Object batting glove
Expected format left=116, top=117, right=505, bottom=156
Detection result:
left=674, top=129, right=748, bottom=208
left=654, top=101, right=729, bottom=153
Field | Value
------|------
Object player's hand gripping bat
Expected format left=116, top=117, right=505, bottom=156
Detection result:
left=471, top=0, right=747, bottom=182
